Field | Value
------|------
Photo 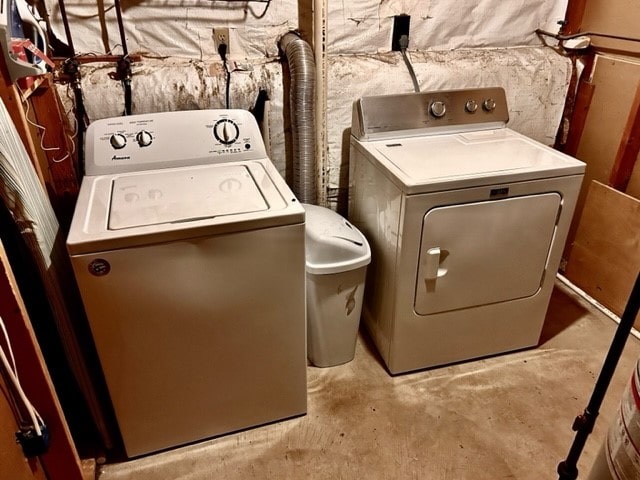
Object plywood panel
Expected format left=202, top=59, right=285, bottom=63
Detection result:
left=576, top=57, right=640, bottom=184
left=562, top=0, right=587, bottom=34
left=565, top=55, right=640, bottom=254
left=609, top=81, right=640, bottom=191
left=626, top=151, right=640, bottom=198
left=565, top=181, right=640, bottom=323
left=581, top=0, right=640, bottom=55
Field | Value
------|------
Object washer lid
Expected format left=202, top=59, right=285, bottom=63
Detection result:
left=109, top=164, right=267, bottom=229
left=364, top=128, right=585, bottom=193
left=67, top=160, right=304, bottom=255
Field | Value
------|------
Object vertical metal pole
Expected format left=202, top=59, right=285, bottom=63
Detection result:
left=113, top=0, right=132, bottom=115
left=57, top=0, right=75, bottom=54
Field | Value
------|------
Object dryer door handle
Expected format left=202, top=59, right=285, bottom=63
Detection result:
left=424, top=247, right=441, bottom=280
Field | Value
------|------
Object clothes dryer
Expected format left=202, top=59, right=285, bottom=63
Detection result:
left=68, top=110, right=306, bottom=457
left=348, top=87, right=585, bottom=374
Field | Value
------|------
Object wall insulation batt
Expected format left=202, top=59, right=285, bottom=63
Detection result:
left=46, top=0, right=570, bottom=207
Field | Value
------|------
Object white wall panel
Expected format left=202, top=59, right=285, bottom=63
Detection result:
left=328, top=0, right=567, bottom=53
left=47, top=1, right=567, bottom=58
left=44, top=0, right=299, bottom=59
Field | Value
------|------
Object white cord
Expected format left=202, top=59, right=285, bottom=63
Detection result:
left=0, top=314, right=43, bottom=435
left=0, top=314, right=17, bottom=373
left=17, top=84, right=74, bottom=163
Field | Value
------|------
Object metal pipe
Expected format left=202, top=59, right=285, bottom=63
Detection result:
left=113, top=0, right=132, bottom=115
left=113, top=0, right=128, bottom=56
left=57, top=0, right=75, bottom=54
left=279, top=32, right=317, bottom=204
left=536, top=28, right=640, bottom=44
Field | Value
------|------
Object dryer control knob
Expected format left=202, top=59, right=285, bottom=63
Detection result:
left=109, top=133, right=127, bottom=150
left=465, top=99, right=478, bottom=113
left=430, top=101, right=447, bottom=118
left=136, top=130, right=153, bottom=147
left=483, top=98, right=497, bottom=112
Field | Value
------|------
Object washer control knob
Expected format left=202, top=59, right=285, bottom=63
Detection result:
left=483, top=98, right=497, bottom=112
left=213, top=119, right=240, bottom=145
left=430, top=101, right=447, bottom=118
left=109, top=133, right=127, bottom=150
left=136, top=130, right=153, bottom=147
left=465, top=99, right=478, bottom=113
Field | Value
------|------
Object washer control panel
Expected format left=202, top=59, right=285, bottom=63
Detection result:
left=352, top=87, right=509, bottom=140
left=85, top=109, right=267, bottom=176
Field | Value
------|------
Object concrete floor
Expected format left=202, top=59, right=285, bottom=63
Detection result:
left=96, top=281, right=640, bottom=479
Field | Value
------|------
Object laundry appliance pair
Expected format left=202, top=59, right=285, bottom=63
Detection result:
left=67, top=87, right=584, bottom=457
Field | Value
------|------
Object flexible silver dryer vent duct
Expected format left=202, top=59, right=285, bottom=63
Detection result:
left=279, top=32, right=317, bottom=204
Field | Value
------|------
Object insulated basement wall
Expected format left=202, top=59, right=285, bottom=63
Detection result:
left=325, top=48, right=571, bottom=206
left=47, top=0, right=570, bottom=206
left=44, top=1, right=567, bottom=59
left=58, top=59, right=291, bottom=177
left=326, top=1, right=567, bottom=53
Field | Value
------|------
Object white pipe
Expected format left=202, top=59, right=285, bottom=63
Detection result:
left=313, top=0, right=327, bottom=206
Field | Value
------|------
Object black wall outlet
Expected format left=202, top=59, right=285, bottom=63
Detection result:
left=391, top=14, right=411, bottom=51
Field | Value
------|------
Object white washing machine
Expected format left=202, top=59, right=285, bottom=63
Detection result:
left=67, top=109, right=306, bottom=457
left=348, top=87, right=585, bottom=374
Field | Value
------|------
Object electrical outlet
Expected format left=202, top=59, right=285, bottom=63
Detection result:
left=213, top=27, right=230, bottom=53
left=391, top=14, right=411, bottom=51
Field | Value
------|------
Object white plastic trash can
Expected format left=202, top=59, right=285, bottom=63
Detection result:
left=303, top=204, right=371, bottom=367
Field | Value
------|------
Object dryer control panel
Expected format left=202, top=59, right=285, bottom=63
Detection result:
left=352, top=87, right=509, bottom=141
left=85, top=109, right=267, bottom=176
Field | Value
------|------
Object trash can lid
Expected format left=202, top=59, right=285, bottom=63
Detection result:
left=303, top=204, right=371, bottom=274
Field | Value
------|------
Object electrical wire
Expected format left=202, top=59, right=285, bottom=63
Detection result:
left=16, top=85, right=74, bottom=163
left=64, top=1, right=272, bottom=19
left=218, top=42, right=231, bottom=108
left=0, top=315, right=17, bottom=374
left=224, top=58, right=231, bottom=109
left=72, top=81, right=86, bottom=176
left=64, top=4, right=115, bottom=19
left=399, top=34, right=420, bottom=93
left=56, top=0, right=88, bottom=176
left=203, top=0, right=271, bottom=18
left=250, top=0, right=271, bottom=19
left=0, top=314, right=44, bottom=436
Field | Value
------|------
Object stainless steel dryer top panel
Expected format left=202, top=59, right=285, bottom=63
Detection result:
left=350, top=87, right=584, bottom=194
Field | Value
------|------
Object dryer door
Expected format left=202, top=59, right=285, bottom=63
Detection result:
left=414, top=192, right=561, bottom=315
